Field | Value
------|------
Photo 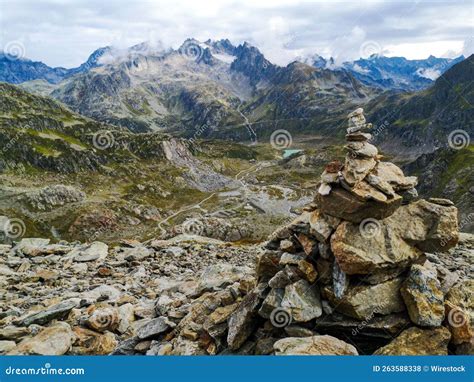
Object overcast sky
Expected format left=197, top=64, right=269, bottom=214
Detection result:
left=0, top=0, right=472, bottom=68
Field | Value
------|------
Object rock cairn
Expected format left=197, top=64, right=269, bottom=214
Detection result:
left=221, top=108, right=469, bottom=355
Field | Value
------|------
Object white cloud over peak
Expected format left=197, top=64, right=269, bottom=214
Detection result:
left=0, top=0, right=472, bottom=68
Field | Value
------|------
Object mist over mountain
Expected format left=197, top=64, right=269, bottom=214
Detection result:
left=301, top=53, right=464, bottom=91
left=3, top=38, right=463, bottom=90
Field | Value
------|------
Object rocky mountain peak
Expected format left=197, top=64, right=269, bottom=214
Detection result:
left=230, top=42, right=277, bottom=86
left=205, top=38, right=236, bottom=55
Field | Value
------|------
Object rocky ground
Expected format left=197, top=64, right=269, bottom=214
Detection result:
left=0, top=232, right=471, bottom=356
left=1, top=109, right=472, bottom=356
left=0, top=235, right=259, bottom=355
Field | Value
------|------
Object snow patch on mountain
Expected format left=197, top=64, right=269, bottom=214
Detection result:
left=416, top=67, right=441, bottom=80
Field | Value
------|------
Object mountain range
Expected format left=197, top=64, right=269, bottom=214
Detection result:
left=306, top=54, right=464, bottom=91
left=0, top=39, right=472, bottom=240
left=3, top=39, right=463, bottom=92
left=0, top=38, right=470, bottom=154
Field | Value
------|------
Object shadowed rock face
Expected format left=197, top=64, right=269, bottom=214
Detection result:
left=373, top=327, right=452, bottom=355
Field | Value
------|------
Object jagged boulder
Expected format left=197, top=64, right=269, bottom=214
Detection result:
left=330, top=220, right=421, bottom=275
left=342, top=156, right=377, bottom=185
left=8, top=323, right=76, bottom=355
left=280, top=280, right=322, bottom=322
left=316, top=185, right=402, bottom=223
left=384, top=198, right=459, bottom=252
left=373, top=327, right=451, bottom=355
left=401, top=263, right=445, bottom=326
left=330, top=199, right=458, bottom=275
left=227, top=289, right=263, bottom=350
left=308, top=210, right=340, bottom=242
left=323, top=278, right=405, bottom=320
left=274, top=335, right=358, bottom=355
left=14, top=300, right=78, bottom=326
left=72, top=327, right=118, bottom=355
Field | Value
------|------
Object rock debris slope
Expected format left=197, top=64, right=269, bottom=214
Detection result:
left=1, top=109, right=472, bottom=356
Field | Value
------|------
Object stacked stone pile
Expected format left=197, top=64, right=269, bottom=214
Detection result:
left=218, top=108, right=472, bottom=355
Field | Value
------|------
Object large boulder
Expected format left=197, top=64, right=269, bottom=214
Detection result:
left=281, top=280, right=322, bottom=322
left=373, top=327, right=451, bottom=355
left=384, top=199, right=459, bottom=252
left=308, top=210, right=340, bottom=242
left=69, top=241, right=108, bottom=262
left=14, top=299, right=78, bottom=326
left=331, top=221, right=421, bottom=275
left=8, top=323, right=76, bottom=355
left=401, top=263, right=444, bottom=326
left=258, top=288, right=284, bottom=319
left=137, top=317, right=175, bottom=339
left=72, top=327, right=117, bottom=355
left=323, top=278, right=405, bottom=320
left=274, top=335, right=358, bottom=355
left=371, top=162, right=418, bottom=192
left=84, top=305, right=120, bottom=333
left=197, top=264, right=253, bottom=293
left=13, top=238, right=50, bottom=257
left=330, top=199, right=458, bottom=275
left=316, top=186, right=402, bottom=223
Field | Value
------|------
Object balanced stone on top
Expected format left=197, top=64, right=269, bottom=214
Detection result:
left=315, top=107, right=420, bottom=221
left=347, top=108, right=373, bottom=134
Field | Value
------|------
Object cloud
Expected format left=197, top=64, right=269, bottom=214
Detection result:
left=0, top=0, right=471, bottom=67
